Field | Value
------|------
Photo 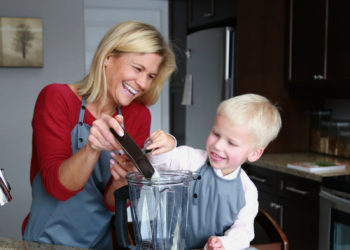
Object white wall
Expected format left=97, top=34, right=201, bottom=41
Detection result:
left=0, top=0, right=85, bottom=239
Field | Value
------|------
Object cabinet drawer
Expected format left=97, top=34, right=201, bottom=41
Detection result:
left=279, top=173, right=320, bottom=202
left=243, top=163, right=278, bottom=193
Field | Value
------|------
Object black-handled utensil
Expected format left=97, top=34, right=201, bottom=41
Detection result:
left=110, top=128, right=155, bottom=179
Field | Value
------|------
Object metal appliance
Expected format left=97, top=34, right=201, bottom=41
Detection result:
left=110, top=128, right=155, bottom=179
left=0, top=168, right=12, bottom=206
left=319, top=175, right=350, bottom=250
left=184, top=27, right=235, bottom=149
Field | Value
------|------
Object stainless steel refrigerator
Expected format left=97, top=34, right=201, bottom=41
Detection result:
left=183, top=27, right=235, bottom=149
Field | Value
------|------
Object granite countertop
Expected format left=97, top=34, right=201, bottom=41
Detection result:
left=250, top=152, right=350, bottom=182
left=0, top=237, right=89, bottom=250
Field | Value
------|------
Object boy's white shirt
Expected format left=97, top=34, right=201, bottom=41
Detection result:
left=149, top=145, right=259, bottom=250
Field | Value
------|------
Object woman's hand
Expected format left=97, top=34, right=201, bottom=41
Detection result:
left=207, top=236, right=225, bottom=250
left=104, top=151, right=138, bottom=208
left=58, top=114, right=126, bottom=192
left=87, top=114, right=125, bottom=152
left=109, top=151, right=138, bottom=181
left=145, top=129, right=176, bottom=155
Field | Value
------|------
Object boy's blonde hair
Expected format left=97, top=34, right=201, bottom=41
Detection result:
left=217, top=94, right=282, bottom=149
left=77, top=20, right=177, bottom=106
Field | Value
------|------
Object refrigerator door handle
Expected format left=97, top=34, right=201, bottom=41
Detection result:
left=224, top=28, right=233, bottom=99
left=225, top=28, right=231, bottom=82
left=185, top=49, right=191, bottom=59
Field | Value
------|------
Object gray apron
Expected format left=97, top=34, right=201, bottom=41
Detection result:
left=24, top=99, right=115, bottom=249
left=185, top=163, right=246, bottom=249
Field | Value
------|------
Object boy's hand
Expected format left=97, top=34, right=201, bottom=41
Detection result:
left=207, top=236, right=225, bottom=250
left=146, top=129, right=176, bottom=155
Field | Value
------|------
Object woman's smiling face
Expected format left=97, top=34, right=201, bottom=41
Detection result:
left=104, top=52, right=163, bottom=106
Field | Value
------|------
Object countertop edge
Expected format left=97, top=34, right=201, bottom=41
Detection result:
left=247, top=153, right=350, bottom=182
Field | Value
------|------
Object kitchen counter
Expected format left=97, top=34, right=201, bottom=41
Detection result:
left=0, top=237, right=258, bottom=250
left=0, top=237, right=89, bottom=250
left=250, top=152, right=350, bottom=182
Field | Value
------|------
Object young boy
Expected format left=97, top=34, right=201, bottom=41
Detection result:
left=146, top=93, right=282, bottom=250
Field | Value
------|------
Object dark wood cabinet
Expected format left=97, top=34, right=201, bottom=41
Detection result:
left=288, top=0, right=327, bottom=82
left=187, top=0, right=236, bottom=31
left=243, top=164, right=320, bottom=250
left=288, top=0, right=350, bottom=97
left=280, top=196, right=319, bottom=250
left=327, top=0, right=350, bottom=80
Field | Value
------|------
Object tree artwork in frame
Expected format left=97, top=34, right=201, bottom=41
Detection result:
left=0, top=17, right=43, bottom=67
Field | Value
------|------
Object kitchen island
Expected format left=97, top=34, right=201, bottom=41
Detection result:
left=0, top=237, right=89, bottom=249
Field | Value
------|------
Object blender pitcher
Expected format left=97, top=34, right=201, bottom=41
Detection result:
left=114, top=170, right=194, bottom=250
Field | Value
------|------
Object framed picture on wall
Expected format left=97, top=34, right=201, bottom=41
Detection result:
left=0, top=17, right=43, bottom=67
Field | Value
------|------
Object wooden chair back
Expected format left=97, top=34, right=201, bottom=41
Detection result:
left=251, top=207, right=289, bottom=250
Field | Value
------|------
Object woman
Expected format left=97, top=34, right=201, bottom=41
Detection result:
left=22, top=20, right=176, bottom=249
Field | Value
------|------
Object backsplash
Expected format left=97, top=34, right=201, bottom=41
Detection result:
left=325, top=99, right=350, bottom=120
left=310, top=99, right=350, bottom=158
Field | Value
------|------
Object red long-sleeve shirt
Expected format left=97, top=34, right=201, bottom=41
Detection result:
left=30, top=83, right=151, bottom=199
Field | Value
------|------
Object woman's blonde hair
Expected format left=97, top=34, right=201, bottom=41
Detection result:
left=77, top=20, right=177, bottom=106
left=217, top=94, right=282, bottom=149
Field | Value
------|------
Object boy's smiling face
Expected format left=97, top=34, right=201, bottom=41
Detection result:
left=205, top=115, right=264, bottom=175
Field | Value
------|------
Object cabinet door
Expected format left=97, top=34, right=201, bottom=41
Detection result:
left=327, top=0, right=350, bottom=80
left=259, top=192, right=319, bottom=250
left=281, top=196, right=319, bottom=250
left=188, top=0, right=236, bottom=30
left=288, top=0, right=327, bottom=82
left=280, top=174, right=320, bottom=250
left=258, top=191, right=283, bottom=228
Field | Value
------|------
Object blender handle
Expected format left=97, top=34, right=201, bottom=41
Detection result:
left=114, top=185, right=130, bottom=249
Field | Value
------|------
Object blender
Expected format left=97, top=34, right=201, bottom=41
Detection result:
left=114, top=170, right=194, bottom=250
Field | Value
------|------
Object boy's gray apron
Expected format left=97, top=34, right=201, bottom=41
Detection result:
left=186, top=163, right=246, bottom=249
left=24, top=99, right=115, bottom=250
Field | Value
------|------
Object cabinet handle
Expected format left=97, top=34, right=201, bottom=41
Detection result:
left=285, top=186, right=308, bottom=195
left=203, top=13, right=213, bottom=17
left=269, top=202, right=284, bottom=229
left=313, top=74, right=324, bottom=80
left=203, top=0, right=215, bottom=17
left=269, top=202, right=281, bottom=209
left=185, top=49, right=191, bottom=59
left=248, top=175, right=267, bottom=183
